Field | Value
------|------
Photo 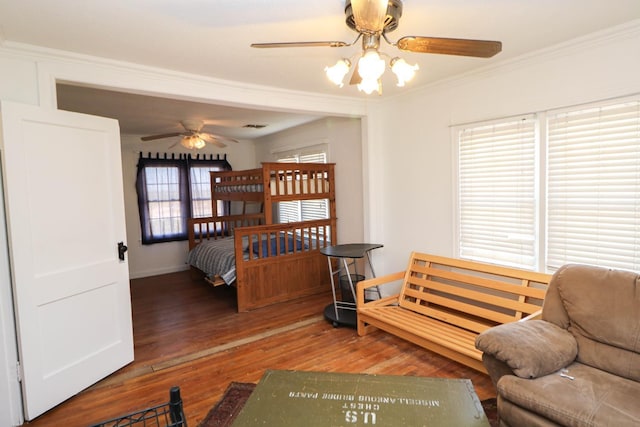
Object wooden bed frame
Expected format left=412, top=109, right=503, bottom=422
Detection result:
left=188, top=162, right=337, bottom=312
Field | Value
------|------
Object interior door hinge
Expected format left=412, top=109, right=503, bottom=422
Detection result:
left=16, top=362, right=23, bottom=383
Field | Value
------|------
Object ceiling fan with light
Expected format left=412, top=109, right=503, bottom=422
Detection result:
left=251, top=0, right=502, bottom=95
left=140, top=120, right=238, bottom=149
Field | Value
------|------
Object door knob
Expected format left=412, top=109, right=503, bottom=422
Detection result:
left=118, top=242, right=128, bottom=261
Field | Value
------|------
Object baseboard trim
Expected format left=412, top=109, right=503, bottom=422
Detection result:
left=129, top=265, right=190, bottom=280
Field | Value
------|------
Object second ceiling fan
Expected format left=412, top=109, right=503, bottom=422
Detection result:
left=141, top=120, right=238, bottom=149
left=251, top=0, right=502, bottom=94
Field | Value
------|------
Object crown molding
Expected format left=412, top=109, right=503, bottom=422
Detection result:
left=389, top=19, right=640, bottom=99
left=0, top=40, right=368, bottom=118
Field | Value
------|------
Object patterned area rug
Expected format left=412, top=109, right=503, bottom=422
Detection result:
left=198, top=383, right=256, bottom=427
left=199, top=382, right=498, bottom=427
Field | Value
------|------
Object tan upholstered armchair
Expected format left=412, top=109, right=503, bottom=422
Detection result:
left=475, top=264, right=640, bottom=427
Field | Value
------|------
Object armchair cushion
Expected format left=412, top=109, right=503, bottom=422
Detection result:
left=497, top=362, right=640, bottom=426
left=475, top=320, right=577, bottom=379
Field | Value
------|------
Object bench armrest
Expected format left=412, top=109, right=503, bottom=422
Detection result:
left=356, top=271, right=405, bottom=308
left=475, top=320, right=578, bottom=379
left=520, top=309, right=542, bottom=321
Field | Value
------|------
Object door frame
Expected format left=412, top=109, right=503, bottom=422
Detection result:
left=0, top=150, right=22, bottom=425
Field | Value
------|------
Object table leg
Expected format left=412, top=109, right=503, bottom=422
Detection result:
left=342, top=258, right=358, bottom=303
left=326, top=256, right=339, bottom=319
left=365, top=252, right=382, bottom=299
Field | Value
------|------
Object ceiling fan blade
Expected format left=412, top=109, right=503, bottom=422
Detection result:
left=199, top=133, right=229, bottom=148
left=397, top=36, right=502, bottom=58
left=204, top=138, right=227, bottom=148
left=201, top=133, right=238, bottom=144
left=251, top=41, right=348, bottom=48
left=350, top=0, right=388, bottom=33
left=349, top=61, right=362, bottom=85
left=140, top=132, right=183, bottom=141
left=210, top=139, right=227, bottom=148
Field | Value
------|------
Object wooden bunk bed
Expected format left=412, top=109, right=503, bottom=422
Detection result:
left=187, top=162, right=337, bottom=312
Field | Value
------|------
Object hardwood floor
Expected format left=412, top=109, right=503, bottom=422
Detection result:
left=21, top=271, right=496, bottom=426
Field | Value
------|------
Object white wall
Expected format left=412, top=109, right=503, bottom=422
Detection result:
left=120, top=135, right=258, bottom=278
left=366, top=22, right=640, bottom=275
left=254, top=116, right=365, bottom=244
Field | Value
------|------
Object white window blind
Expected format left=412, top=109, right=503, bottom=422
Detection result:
left=276, top=154, right=302, bottom=223
left=299, top=152, right=329, bottom=221
left=457, top=117, right=538, bottom=269
left=547, top=98, right=640, bottom=271
left=277, top=150, right=329, bottom=223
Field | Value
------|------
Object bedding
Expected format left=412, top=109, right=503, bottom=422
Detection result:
left=217, top=183, right=263, bottom=194
left=187, top=237, right=238, bottom=285
left=250, top=235, right=307, bottom=257
left=215, top=178, right=329, bottom=196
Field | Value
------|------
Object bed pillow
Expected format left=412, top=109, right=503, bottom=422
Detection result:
left=251, top=235, right=305, bottom=257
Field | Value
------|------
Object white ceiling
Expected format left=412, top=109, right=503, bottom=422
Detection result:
left=55, top=84, right=324, bottom=140
left=1, top=0, right=640, bottom=139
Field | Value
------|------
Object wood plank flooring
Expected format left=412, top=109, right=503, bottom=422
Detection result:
left=21, top=270, right=496, bottom=426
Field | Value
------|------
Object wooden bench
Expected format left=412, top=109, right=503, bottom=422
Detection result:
left=356, top=252, right=552, bottom=373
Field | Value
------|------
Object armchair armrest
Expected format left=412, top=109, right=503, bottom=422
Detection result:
left=475, top=320, right=578, bottom=379
left=356, top=271, right=404, bottom=308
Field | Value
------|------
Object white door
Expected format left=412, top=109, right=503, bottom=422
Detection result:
left=0, top=101, right=133, bottom=420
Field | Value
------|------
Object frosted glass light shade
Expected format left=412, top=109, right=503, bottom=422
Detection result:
left=391, top=57, right=419, bottom=87
left=357, top=77, right=380, bottom=95
left=351, top=0, right=388, bottom=33
left=325, top=59, right=351, bottom=87
left=181, top=135, right=207, bottom=149
left=358, top=49, right=385, bottom=81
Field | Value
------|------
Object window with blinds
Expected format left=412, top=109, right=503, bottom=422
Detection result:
left=276, top=149, right=329, bottom=224
left=547, top=98, right=640, bottom=272
left=457, top=116, right=538, bottom=269
left=456, top=95, right=640, bottom=272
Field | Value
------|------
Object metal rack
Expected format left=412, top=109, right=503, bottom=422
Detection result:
left=89, top=386, right=186, bottom=427
left=320, top=243, right=383, bottom=327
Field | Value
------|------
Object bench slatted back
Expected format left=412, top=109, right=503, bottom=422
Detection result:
left=399, top=252, right=551, bottom=333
